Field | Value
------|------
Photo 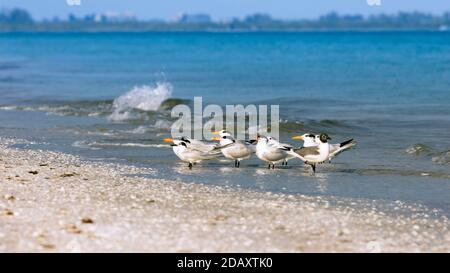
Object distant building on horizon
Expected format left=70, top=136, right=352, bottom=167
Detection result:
left=2, top=6, right=450, bottom=31
left=173, top=13, right=212, bottom=24
left=67, top=11, right=137, bottom=23
left=243, top=13, right=276, bottom=24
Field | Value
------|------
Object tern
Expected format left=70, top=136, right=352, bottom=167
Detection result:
left=211, top=130, right=256, bottom=167
left=292, top=133, right=356, bottom=162
left=292, top=133, right=332, bottom=173
left=255, top=135, right=303, bottom=169
left=164, top=137, right=221, bottom=169
left=266, top=136, right=295, bottom=166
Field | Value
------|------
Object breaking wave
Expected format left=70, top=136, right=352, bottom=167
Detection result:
left=0, top=100, right=113, bottom=117
left=405, top=144, right=450, bottom=166
left=0, top=81, right=190, bottom=127
left=72, top=140, right=168, bottom=149
left=405, top=144, right=434, bottom=156
left=432, top=150, right=450, bottom=165
left=278, top=119, right=360, bottom=134
left=108, top=82, right=172, bottom=122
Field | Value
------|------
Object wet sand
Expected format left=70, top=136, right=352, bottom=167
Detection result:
left=1, top=137, right=449, bottom=252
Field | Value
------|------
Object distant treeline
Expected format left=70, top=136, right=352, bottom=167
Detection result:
left=1, top=7, right=450, bottom=32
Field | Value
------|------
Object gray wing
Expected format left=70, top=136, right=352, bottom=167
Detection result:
left=294, top=146, right=320, bottom=157
left=212, top=141, right=235, bottom=151
left=185, top=147, right=221, bottom=159
left=186, top=140, right=222, bottom=154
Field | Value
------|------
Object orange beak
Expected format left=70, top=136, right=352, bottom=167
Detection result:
left=212, top=131, right=220, bottom=135
left=163, top=138, right=174, bottom=143
left=292, top=135, right=304, bottom=141
left=211, top=137, right=221, bottom=141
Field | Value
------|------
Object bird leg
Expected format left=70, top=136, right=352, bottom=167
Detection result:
left=237, top=161, right=240, bottom=168
left=188, top=163, right=193, bottom=170
left=311, top=164, right=316, bottom=173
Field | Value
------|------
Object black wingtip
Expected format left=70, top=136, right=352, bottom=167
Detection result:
left=181, top=136, right=191, bottom=143
left=340, top=138, right=354, bottom=147
left=279, top=146, right=292, bottom=151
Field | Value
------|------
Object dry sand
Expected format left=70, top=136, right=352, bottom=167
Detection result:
left=0, top=137, right=449, bottom=252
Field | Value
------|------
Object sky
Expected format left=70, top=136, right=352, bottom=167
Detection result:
left=2, top=0, right=449, bottom=20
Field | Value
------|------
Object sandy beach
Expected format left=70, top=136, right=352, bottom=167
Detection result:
left=0, top=137, right=449, bottom=252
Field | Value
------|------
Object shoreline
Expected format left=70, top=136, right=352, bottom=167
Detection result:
left=1, top=137, right=449, bottom=252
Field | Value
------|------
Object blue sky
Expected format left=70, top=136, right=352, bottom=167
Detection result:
left=2, top=0, right=449, bottom=20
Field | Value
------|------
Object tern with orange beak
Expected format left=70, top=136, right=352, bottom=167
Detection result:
left=164, top=137, right=221, bottom=169
left=211, top=130, right=256, bottom=167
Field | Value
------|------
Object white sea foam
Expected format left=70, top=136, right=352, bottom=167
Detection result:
left=94, top=142, right=168, bottom=148
left=108, top=82, right=172, bottom=122
left=129, top=125, right=149, bottom=134
left=72, top=140, right=168, bottom=149
left=71, top=140, right=101, bottom=150
left=154, top=119, right=172, bottom=130
left=88, top=112, right=102, bottom=117
left=432, top=150, right=450, bottom=165
left=0, top=105, right=18, bottom=111
left=126, top=120, right=172, bottom=135
left=107, top=143, right=168, bottom=148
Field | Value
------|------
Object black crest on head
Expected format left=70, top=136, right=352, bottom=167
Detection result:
left=319, top=133, right=331, bottom=143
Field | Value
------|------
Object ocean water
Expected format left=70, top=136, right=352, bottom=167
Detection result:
left=1, top=32, right=450, bottom=215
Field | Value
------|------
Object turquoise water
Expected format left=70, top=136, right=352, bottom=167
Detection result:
left=1, top=32, right=450, bottom=215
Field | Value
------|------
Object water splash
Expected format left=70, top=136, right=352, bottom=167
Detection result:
left=108, top=82, right=172, bottom=122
